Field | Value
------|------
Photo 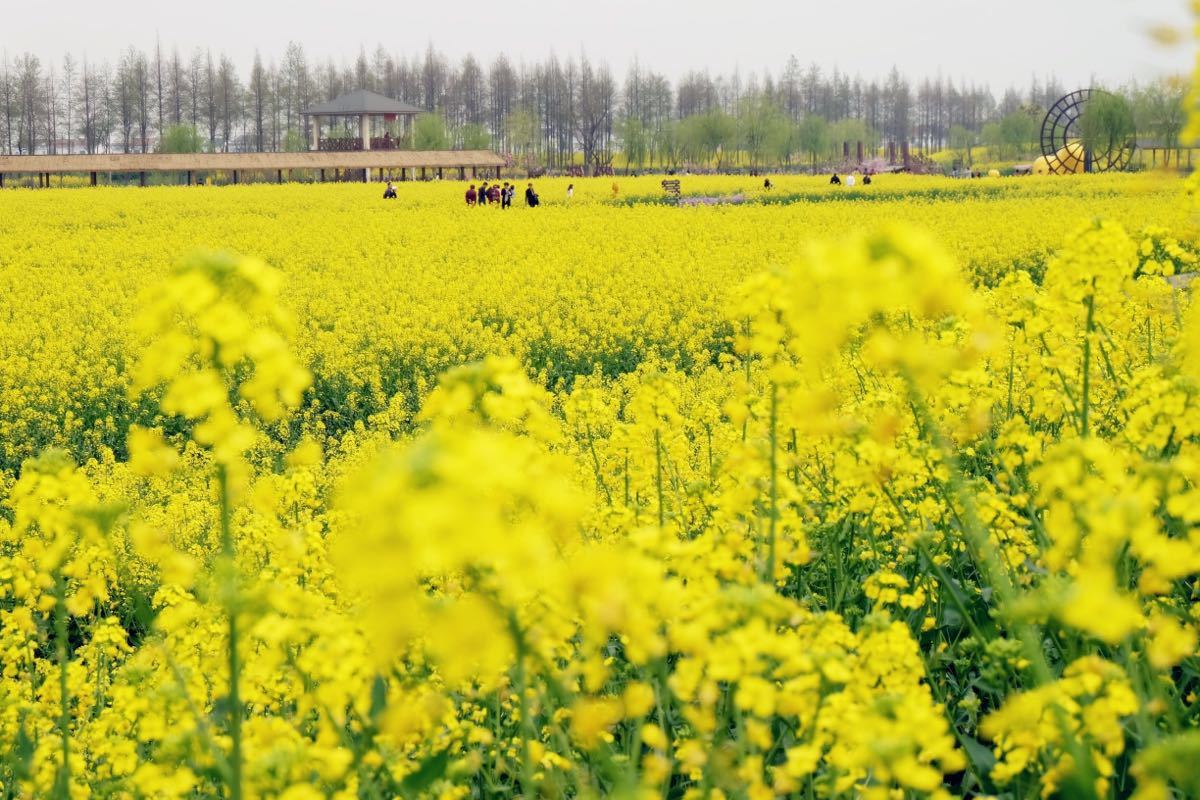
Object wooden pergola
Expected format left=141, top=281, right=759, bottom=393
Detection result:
left=301, top=90, right=424, bottom=152
left=0, top=150, right=505, bottom=187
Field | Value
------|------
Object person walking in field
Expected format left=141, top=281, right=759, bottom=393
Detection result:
left=465, top=184, right=477, bottom=206
left=488, top=183, right=501, bottom=204
left=829, top=173, right=841, bottom=185
left=525, top=183, right=539, bottom=207
left=567, top=183, right=574, bottom=200
left=383, top=181, right=398, bottom=199
left=479, top=182, right=489, bottom=206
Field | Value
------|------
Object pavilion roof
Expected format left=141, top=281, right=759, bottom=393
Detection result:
left=302, top=90, right=424, bottom=116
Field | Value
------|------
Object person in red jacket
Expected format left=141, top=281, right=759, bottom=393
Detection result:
left=465, top=184, right=477, bottom=206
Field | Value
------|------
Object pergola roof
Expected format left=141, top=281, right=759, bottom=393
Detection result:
left=302, top=90, right=424, bottom=117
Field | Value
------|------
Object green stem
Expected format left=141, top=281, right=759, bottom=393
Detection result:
left=904, top=377, right=1099, bottom=798
left=1006, top=341, right=1016, bottom=420
left=764, top=382, right=779, bottom=583
left=1080, top=286, right=1096, bottom=437
left=584, top=423, right=613, bottom=507
left=654, top=429, right=665, bottom=528
left=54, top=571, right=71, bottom=800
left=217, top=463, right=243, bottom=800
left=506, top=610, right=535, bottom=798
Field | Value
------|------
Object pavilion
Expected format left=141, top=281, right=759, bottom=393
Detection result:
left=302, top=90, right=424, bottom=151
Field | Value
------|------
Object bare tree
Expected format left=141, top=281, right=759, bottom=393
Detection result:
left=218, top=54, right=238, bottom=151
left=204, top=50, right=217, bottom=148
left=573, top=55, right=615, bottom=172
left=154, top=36, right=165, bottom=141
left=168, top=47, right=185, bottom=125
left=60, top=54, right=76, bottom=153
left=16, top=53, right=43, bottom=154
left=250, top=52, right=267, bottom=151
left=1, top=53, right=15, bottom=154
left=43, top=62, right=57, bottom=154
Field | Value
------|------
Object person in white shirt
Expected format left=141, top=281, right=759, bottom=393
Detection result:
left=845, top=174, right=857, bottom=188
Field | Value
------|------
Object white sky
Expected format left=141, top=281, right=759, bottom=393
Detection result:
left=5, top=0, right=1194, bottom=91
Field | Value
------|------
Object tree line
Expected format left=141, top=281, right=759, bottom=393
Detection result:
left=0, top=42, right=1188, bottom=171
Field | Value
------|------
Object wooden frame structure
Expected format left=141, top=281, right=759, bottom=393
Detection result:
left=0, top=150, right=505, bottom=188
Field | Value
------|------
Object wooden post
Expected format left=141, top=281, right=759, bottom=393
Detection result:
left=90, top=171, right=97, bottom=187
left=233, top=170, right=239, bottom=185
left=187, top=170, right=193, bottom=186
left=459, top=166, right=465, bottom=180
left=0, top=173, right=4, bottom=189
left=363, top=168, right=371, bottom=183
left=400, top=168, right=407, bottom=182
left=139, top=171, right=146, bottom=187
left=437, top=167, right=443, bottom=180
left=495, top=165, right=501, bottom=179
left=319, top=168, right=325, bottom=182
left=277, top=169, right=283, bottom=183
left=472, top=166, right=477, bottom=178
left=421, top=167, right=427, bottom=180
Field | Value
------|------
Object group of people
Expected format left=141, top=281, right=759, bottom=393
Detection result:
left=383, top=173, right=876, bottom=203
left=829, top=172, right=873, bottom=187
left=465, top=181, right=540, bottom=208
left=380, top=178, right=558, bottom=207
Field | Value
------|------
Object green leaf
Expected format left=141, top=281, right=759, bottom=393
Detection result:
left=961, top=734, right=996, bottom=771
left=369, top=675, right=388, bottom=721
left=399, top=751, right=450, bottom=797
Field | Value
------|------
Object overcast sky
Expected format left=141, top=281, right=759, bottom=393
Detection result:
left=5, top=0, right=1193, bottom=90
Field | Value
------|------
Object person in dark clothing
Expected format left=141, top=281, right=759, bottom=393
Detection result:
left=489, top=184, right=501, bottom=204
left=862, top=174, right=872, bottom=185
left=525, top=183, right=539, bottom=207
left=465, top=184, right=477, bottom=206
left=479, top=182, right=489, bottom=205
left=763, top=177, right=773, bottom=190
left=383, top=181, right=398, bottom=199
left=829, top=173, right=841, bottom=185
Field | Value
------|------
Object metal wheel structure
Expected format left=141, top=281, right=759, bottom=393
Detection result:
left=1040, top=89, right=1135, bottom=175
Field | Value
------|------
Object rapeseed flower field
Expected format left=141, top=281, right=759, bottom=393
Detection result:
left=1, top=168, right=1200, bottom=799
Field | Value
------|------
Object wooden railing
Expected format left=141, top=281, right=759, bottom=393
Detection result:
left=318, top=138, right=405, bottom=151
